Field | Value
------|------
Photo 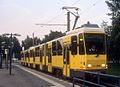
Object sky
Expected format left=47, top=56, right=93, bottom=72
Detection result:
left=0, top=0, right=111, bottom=42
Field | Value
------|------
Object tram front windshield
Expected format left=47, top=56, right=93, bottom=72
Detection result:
left=84, top=33, right=105, bottom=54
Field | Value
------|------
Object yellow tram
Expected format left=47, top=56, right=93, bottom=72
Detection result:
left=21, top=23, right=107, bottom=77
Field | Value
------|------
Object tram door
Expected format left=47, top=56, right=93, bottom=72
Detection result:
left=63, top=45, right=70, bottom=77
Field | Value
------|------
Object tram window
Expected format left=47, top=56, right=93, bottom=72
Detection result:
left=30, top=50, right=33, bottom=57
left=47, top=48, right=51, bottom=57
left=23, top=53, right=24, bottom=60
left=25, top=52, right=27, bottom=61
left=33, top=50, right=35, bottom=62
left=52, top=41, right=57, bottom=55
left=48, top=48, right=52, bottom=63
left=57, top=40, right=62, bottom=55
left=21, top=53, right=23, bottom=58
left=40, top=49, right=44, bottom=56
left=28, top=52, right=30, bottom=61
left=35, top=47, right=40, bottom=57
left=25, top=52, right=28, bottom=58
left=40, top=49, right=43, bottom=62
left=42, top=45, right=44, bottom=56
left=26, top=52, right=29, bottom=60
left=27, top=52, right=29, bottom=57
left=71, top=36, right=77, bottom=55
left=25, top=53, right=26, bottom=58
left=46, top=44, right=48, bottom=56
left=79, top=34, right=85, bottom=54
left=84, top=33, right=105, bottom=54
left=67, top=47, right=70, bottom=64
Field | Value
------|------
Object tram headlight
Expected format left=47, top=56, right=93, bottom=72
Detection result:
left=88, top=64, right=92, bottom=68
left=101, top=64, right=105, bottom=67
left=106, top=64, right=108, bottom=68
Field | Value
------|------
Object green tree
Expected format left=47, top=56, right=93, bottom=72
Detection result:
left=42, top=30, right=65, bottom=43
left=22, top=31, right=65, bottom=50
left=101, top=21, right=112, bottom=36
left=22, top=35, right=33, bottom=50
left=34, top=37, right=41, bottom=45
left=22, top=35, right=41, bottom=50
left=0, top=35, right=21, bottom=60
left=101, top=21, right=112, bottom=61
left=106, top=0, right=120, bottom=63
left=12, top=37, right=21, bottom=59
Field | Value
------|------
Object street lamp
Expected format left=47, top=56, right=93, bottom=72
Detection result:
left=3, top=33, right=21, bottom=75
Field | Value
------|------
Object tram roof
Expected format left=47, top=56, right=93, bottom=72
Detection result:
left=66, top=27, right=105, bottom=36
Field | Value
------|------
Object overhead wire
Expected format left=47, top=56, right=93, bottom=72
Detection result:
left=35, top=0, right=102, bottom=26
left=34, top=11, right=65, bottom=38
left=34, top=10, right=64, bottom=35
left=35, top=0, right=81, bottom=27
left=34, top=0, right=103, bottom=33
left=46, top=11, right=64, bottom=23
left=71, top=0, right=81, bottom=6
left=68, top=0, right=103, bottom=28
left=81, top=0, right=103, bottom=15
left=67, top=0, right=81, bottom=29
left=46, top=0, right=81, bottom=24
left=81, top=0, right=103, bottom=25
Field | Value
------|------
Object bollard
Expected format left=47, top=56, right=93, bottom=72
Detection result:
left=73, top=78, right=75, bottom=87
left=118, top=77, right=120, bottom=87
left=97, top=72, right=100, bottom=85
left=83, top=73, right=85, bottom=86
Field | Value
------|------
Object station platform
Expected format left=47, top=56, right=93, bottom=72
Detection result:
left=0, top=64, right=78, bottom=87
left=0, top=65, right=53, bottom=87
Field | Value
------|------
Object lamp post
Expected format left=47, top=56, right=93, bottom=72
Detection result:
left=3, top=33, right=21, bottom=75
left=10, top=33, right=21, bottom=75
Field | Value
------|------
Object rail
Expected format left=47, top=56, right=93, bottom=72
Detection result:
left=73, top=70, right=120, bottom=87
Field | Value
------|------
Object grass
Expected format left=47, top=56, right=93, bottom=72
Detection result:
left=106, top=63, right=120, bottom=76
